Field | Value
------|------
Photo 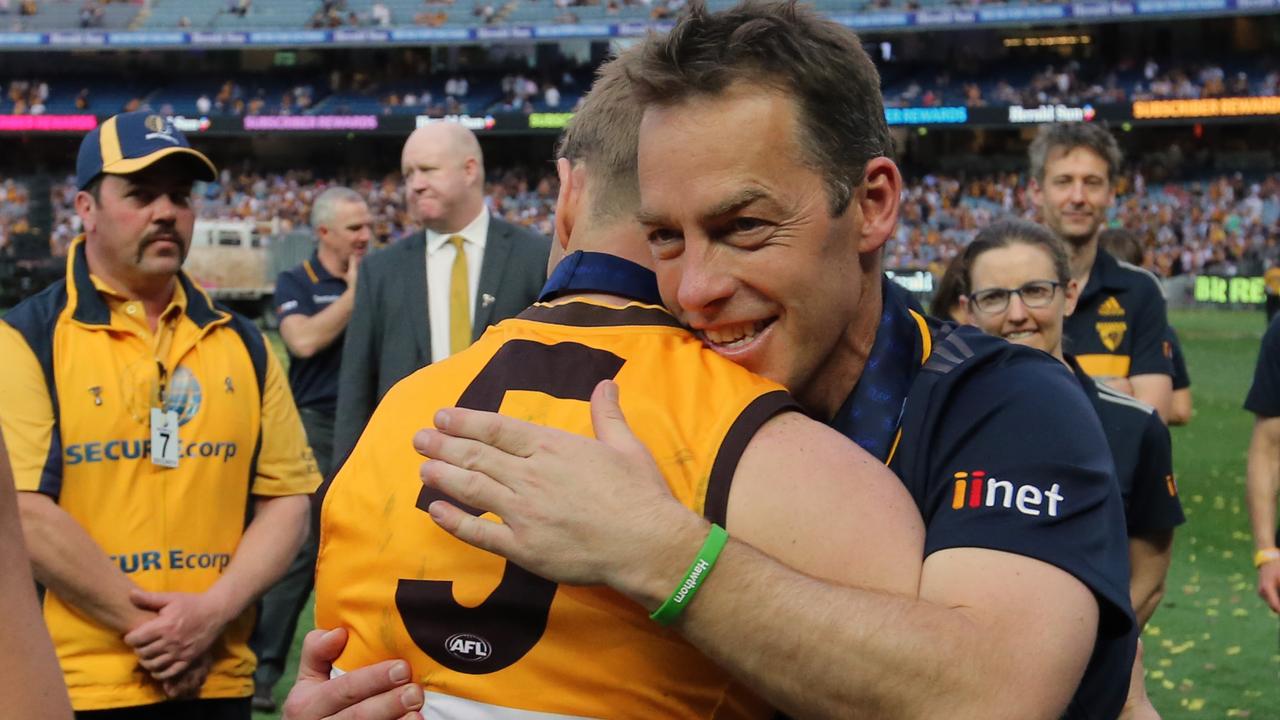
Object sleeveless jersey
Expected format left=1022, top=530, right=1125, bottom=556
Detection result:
left=317, top=298, right=795, bottom=719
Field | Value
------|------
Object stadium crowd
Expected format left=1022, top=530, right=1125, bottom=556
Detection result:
left=881, top=58, right=1275, bottom=108
left=4, top=56, right=1273, bottom=116
left=887, top=171, right=1280, bottom=277
left=3, top=167, right=1274, bottom=279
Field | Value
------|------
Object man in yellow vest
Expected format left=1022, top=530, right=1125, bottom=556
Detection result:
left=0, top=111, right=320, bottom=719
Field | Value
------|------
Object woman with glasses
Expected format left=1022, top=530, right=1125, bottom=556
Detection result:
left=958, top=218, right=1184, bottom=632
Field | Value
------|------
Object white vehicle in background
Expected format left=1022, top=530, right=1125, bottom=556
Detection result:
left=184, top=219, right=313, bottom=324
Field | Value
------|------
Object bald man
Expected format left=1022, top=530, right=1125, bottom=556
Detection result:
left=334, top=123, right=550, bottom=467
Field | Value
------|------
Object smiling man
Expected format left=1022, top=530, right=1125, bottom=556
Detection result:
left=407, top=4, right=1136, bottom=719
left=0, top=111, right=319, bottom=719
left=1028, top=123, right=1174, bottom=420
left=307, top=48, right=924, bottom=720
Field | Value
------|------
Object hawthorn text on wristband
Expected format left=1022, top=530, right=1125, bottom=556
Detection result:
left=649, top=524, right=730, bottom=627
left=1254, top=548, right=1280, bottom=568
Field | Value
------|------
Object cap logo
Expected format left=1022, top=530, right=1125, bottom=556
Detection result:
left=144, top=115, right=180, bottom=146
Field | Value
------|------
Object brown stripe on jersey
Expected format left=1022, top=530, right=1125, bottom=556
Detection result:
left=704, top=390, right=800, bottom=528
left=518, top=302, right=683, bottom=329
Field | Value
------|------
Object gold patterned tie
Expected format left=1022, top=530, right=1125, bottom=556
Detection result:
left=448, top=235, right=471, bottom=355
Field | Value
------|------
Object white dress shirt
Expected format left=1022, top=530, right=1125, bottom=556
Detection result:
left=425, top=208, right=489, bottom=362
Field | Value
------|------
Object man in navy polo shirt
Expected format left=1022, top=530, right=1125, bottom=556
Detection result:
left=386, top=5, right=1134, bottom=720
left=281, top=5, right=1137, bottom=719
left=251, top=186, right=370, bottom=711
left=1029, top=123, right=1174, bottom=421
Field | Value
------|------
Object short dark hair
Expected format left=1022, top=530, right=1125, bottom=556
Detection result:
left=960, top=218, right=1071, bottom=293
left=629, top=0, right=892, bottom=217
left=930, top=253, right=968, bottom=321
left=1028, top=123, right=1124, bottom=182
left=556, top=47, right=644, bottom=223
left=1098, top=227, right=1144, bottom=266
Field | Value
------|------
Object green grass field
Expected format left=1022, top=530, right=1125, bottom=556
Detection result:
left=253, top=310, right=1279, bottom=719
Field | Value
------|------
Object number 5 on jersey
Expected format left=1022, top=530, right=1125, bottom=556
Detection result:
left=396, top=340, right=625, bottom=674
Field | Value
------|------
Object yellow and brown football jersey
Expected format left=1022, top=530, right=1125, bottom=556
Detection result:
left=317, top=298, right=794, bottom=719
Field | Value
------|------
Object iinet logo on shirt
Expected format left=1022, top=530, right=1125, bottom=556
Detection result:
left=950, top=470, right=1064, bottom=517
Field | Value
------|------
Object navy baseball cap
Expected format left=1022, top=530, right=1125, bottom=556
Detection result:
left=76, top=111, right=217, bottom=191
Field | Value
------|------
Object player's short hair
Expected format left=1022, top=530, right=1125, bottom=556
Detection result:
left=1028, top=123, right=1124, bottom=183
left=311, top=186, right=366, bottom=231
left=629, top=0, right=892, bottom=217
left=556, top=47, right=644, bottom=223
left=961, top=218, right=1071, bottom=293
left=1098, top=227, right=1144, bottom=266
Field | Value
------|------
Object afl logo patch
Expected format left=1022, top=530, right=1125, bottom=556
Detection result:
left=145, top=114, right=167, bottom=133
left=445, top=633, right=492, bottom=662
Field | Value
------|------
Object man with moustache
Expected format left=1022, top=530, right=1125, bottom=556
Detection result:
left=1029, top=123, right=1174, bottom=420
left=250, top=186, right=372, bottom=712
left=334, top=122, right=550, bottom=467
left=0, top=111, right=318, bottom=719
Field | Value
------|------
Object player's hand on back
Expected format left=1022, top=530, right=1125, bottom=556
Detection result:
left=417, top=380, right=702, bottom=595
left=282, top=628, right=423, bottom=720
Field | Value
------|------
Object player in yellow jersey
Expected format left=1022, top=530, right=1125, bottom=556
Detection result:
left=308, top=49, right=924, bottom=720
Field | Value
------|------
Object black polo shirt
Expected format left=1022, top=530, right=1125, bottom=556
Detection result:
left=1064, top=248, right=1173, bottom=380
left=543, top=254, right=1136, bottom=720
left=1167, top=327, right=1190, bottom=391
left=1245, top=314, right=1280, bottom=417
left=886, top=318, right=1135, bottom=720
left=1069, top=356, right=1185, bottom=534
left=275, top=254, right=347, bottom=413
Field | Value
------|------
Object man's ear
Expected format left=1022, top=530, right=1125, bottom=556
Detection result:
left=552, top=155, right=573, bottom=251
left=74, top=190, right=97, bottom=236
left=855, top=157, right=902, bottom=255
left=1028, top=177, right=1044, bottom=211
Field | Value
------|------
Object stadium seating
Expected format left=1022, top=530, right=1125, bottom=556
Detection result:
left=5, top=1, right=140, bottom=31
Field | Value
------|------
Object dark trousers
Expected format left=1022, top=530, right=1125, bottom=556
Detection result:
left=249, top=405, right=333, bottom=691
left=76, top=698, right=251, bottom=720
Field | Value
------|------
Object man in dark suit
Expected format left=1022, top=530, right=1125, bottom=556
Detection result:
left=334, top=122, right=550, bottom=467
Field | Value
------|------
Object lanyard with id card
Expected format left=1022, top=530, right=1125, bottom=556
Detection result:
left=150, top=360, right=180, bottom=468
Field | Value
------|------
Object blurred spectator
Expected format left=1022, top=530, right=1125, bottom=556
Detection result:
left=371, top=0, right=391, bottom=25
left=544, top=84, right=561, bottom=108
left=74, top=88, right=90, bottom=111
left=18, top=0, right=34, bottom=17
left=196, top=93, right=212, bottom=114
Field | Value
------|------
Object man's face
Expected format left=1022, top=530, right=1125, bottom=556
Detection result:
left=401, top=133, right=474, bottom=231
left=1031, top=145, right=1114, bottom=247
left=319, top=200, right=373, bottom=264
left=637, top=85, right=864, bottom=396
left=78, top=162, right=195, bottom=284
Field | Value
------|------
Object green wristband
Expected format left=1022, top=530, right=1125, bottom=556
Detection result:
left=649, top=523, right=729, bottom=627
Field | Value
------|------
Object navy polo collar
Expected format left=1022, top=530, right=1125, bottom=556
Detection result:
left=539, top=251, right=662, bottom=305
